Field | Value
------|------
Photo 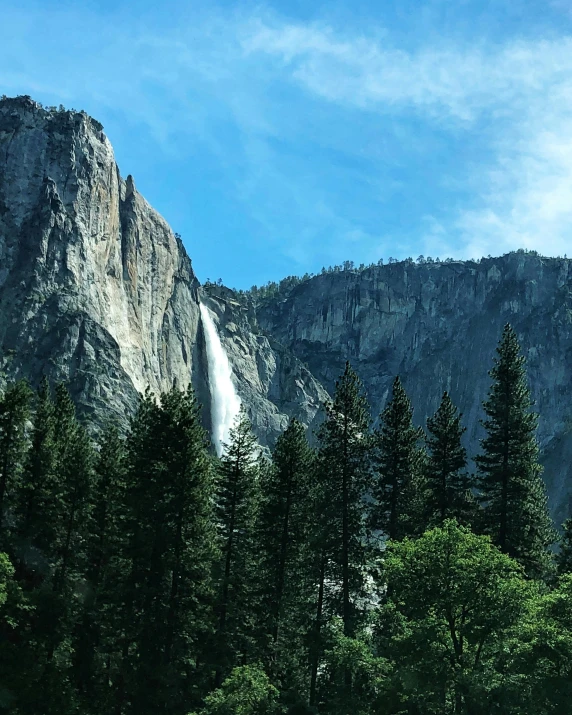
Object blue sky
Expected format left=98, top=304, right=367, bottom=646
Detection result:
left=2, top=0, right=572, bottom=288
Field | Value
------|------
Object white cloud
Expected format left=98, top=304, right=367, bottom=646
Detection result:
left=4, top=4, right=572, bottom=268
left=240, top=19, right=572, bottom=259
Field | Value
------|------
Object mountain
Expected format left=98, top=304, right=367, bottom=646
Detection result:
left=0, top=95, right=326, bottom=444
left=1, top=95, right=571, bottom=522
left=256, top=255, right=572, bottom=524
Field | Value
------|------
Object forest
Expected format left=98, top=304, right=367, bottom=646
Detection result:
left=0, top=323, right=571, bottom=715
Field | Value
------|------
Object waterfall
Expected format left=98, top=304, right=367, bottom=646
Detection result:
left=199, top=302, right=242, bottom=456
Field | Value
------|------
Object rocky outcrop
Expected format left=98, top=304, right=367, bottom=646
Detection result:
left=0, top=95, right=203, bottom=424
left=0, top=95, right=326, bottom=441
left=257, top=255, right=572, bottom=523
left=200, top=286, right=328, bottom=447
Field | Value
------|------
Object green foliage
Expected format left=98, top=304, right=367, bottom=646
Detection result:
left=379, top=520, right=532, bottom=713
left=192, top=665, right=282, bottom=715
left=255, top=419, right=315, bottom=692
left=0, top=552, right=14, bottom=610
left=371, top=376, right=425, bottom=540
left=425, top=391, right=476, bottom=527
left=557, top=519, right=572, bottom=575
left=120, top=386, right=218, bottom=715
left=315, top=363, right=372, bottom=636
left=0, top=380, right=32, bottom=538
left=476, top=324, right=555, bottom=577
left=318, top=619, right=390, bottom=715
left=215, top=409, right=261, bottom=678
left=0, top=317, right=566, bottom=714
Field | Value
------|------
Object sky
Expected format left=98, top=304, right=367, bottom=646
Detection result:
left=2, top=0, right=572, bottom=288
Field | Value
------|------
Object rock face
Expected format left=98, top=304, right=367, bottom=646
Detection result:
left=1, top=95, right=572, bottom=523
left=0, top=96, right=325, bottom=441
left=257, top=256, right=572, bottom=523
left=201, top=286, right=328, bottom=447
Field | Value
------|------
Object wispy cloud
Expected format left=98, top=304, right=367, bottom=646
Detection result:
left=3, top=2, right=572, bottom=282
left=240, top=19, right=572, bottom=259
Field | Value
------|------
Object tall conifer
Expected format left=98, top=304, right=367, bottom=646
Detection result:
left=256, top=418, right=315, bottom=694
left=476, top=324, right=555, bottom=576
left=0, top=380, right=32, bottom=538
left=215, top=408, right=260, bottom=680
left=73, top=426, right=128, bottom=708
left=118, top=386, right=217, bottom=715
left=371, top=376, right=424, bottom=541
left=425, top=392, right=476, bottom=527
left=310, top=362, right=372, bottom=703
left=16, top=377, right=58, bottom=572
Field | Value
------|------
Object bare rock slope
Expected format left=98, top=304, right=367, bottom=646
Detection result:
left=0, top=96, right=325, bottom=441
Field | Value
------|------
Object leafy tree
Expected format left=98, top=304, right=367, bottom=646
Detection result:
left=504, top=573, right=572, bottom=714
left=378, top=520, right=532, bottom=714
left=371, top=376, right=424, bottom=541
left=425, top=391, right=476, bottom=527
left=0, top=552, right=34, bottom=713
left=215, top=408, right=260, bottom=680
left=318, top=619, right=389, bottom=715
left=192, top=665, right=282, bottom=715
left=476, top=324, right=555, bottom=577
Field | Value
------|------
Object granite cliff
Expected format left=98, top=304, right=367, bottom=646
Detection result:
left=256, top=255, right=572, bottom=523
left=0, top=95, right=326, bottom=445
left=1, top=95, right=572, bottom=521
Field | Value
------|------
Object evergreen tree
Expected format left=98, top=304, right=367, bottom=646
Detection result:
left=118, top=386, right=218, bottom=715
left=310, top=363, right=372, bottom=703
left=51, top=383, right=95, bottom=593
left=425, top=391, right=476, bottom=527
left=0, top=380, right=32, bottom=539
left=72, top=426, right=128, bottom=708
left=476, top=324, right=555, bottom=577
left=316, top=362, right=372, bottom=637
left=8, top=382, right=93, bottom=715
left=16, top=377, right=58, bottom=575
left=215, top=408, right=261, bottom=681
left=256, top=418, right=315, bottom=694
left=371, top=376, right=424, bottom=541
left=557, top=519, right=572, bottom=575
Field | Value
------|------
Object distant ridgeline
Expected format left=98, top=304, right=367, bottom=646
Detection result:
left=205, top=248, right=546, bottom=307
left=0, top=323, right=571, bottom=715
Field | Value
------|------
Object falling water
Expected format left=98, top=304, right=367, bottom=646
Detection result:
left=199, top=302, right=242, bottom=456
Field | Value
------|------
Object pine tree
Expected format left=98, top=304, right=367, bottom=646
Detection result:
left=0, top=380, right=32, bottom=538
left=476, top=324, right=555, bottom=577
left=16, top=377, right=58, bottom=572
left=72, top=426, right=128, bottom=708
left=310, top=362, right=372, bottom=704
left=51, top=383, right=94, bottom=593
left=557, top=519, right=572, bottom=575
left=425, top=391, right=476, bottom=527
left=215, top=408, right=260, bottom=681
left=371, top=376, right=424, bottom=541
left=256, top=418, right=315, bottom=694
left=118, top=386, right=218, bottom=715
